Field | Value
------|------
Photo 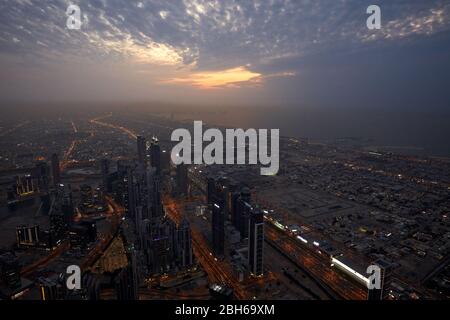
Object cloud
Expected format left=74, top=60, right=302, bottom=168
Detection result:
left=358, top=5, right=450, bottom=42
left=164, top=66, right=261, bottom=89
left=1, top=0, right=450, bottom=103
left=2, top=0, right=449, bottom=74
left=85, top=31, right=184, bottom=66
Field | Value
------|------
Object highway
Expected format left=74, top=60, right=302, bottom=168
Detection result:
left=20, top=241, right=70, bottom=277
left=265, top=221, right=367, bottom=300
left=21, top=196, right=125, bottom=277
left=163, top=194, right=254, bottom=300
left=186, top=174, right=368, bottom=300
left=60, top=119, right=80, bottom=171
left=60, top=140, right=77, bottom=171
left=100, top=288, right=210, bottom=300
left=89, top=114, right=138, bottom=140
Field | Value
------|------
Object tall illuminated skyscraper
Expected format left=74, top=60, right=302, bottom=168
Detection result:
left=212, top=202, right=225, bottom=257
left=177, top=218, right=193, bottom=269
left=150, top=137, right=161, bottom=175
left=234, top=187, right=252, bottom=240
left=248, top=207, right=264, bottom=277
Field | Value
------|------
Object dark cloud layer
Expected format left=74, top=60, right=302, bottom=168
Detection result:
left=0, top=0, right=449, bottom=108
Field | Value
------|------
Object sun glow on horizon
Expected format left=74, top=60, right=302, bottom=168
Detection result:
left=163, top=66, right=262, bottom=89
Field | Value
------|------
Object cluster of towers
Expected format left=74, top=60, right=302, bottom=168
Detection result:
left=207, top=176, right=264, bottom=277
left=107, top=135, right=194, bottom=284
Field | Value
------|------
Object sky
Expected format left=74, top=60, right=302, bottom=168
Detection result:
left=0, top=0, right=450, bottom=109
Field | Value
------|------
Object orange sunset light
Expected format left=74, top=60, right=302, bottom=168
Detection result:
left=164, top=66, right=261, bottom=89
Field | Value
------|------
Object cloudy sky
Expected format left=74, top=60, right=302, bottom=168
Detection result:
left=0, top=0, right=449, bottom=108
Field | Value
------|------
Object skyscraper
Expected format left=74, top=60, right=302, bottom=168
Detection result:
left=176, top=218, right=193, bottom=269
left=56, top=183, right=74, bottom=225
left=176, top=164, right=188, bottom=196
left=115, top=266, right=137, bottom=300
left=207, top=177, right=216, bottom=205
left=16, top=224, right=40, bottom=247
left=207, top=176, right=230, bottom=218
left=160, top=149, right=170, bottom=172
left=115, top=250, right=138, bottom=300
left=235, top=187, right=252, bottom=240
left=151, top=179, right=164, bottom=221
left=49, top=212, right=66, bottom=245
left=147, top=220, right=174, bottom=275
left=248, top=208, right=264, bottom=277
left=34, top=161, right=50, bottom=189
left=51, top=153, right=60, bottom=185
left=150, top=137, right=161, bottom=175
left=227, top=181, right=239, bottom=221
left=212, top=202, right=225, bottom=257
left=136, top=135, right=147, bottom=168
left=100, top=158, right=110, bottom=191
